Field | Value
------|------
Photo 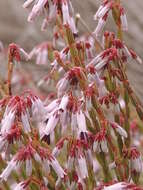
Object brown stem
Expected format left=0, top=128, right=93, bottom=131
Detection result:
left=6, top=49, right=13, bottom=95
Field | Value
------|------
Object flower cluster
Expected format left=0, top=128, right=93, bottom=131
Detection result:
left=0, top=0, right=142, bottom=189
left=94, top=0, right=128, bottom=37
left=23, top=0, right=77, bottom=33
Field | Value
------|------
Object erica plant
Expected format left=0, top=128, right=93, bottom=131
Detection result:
left=0, top=0, right=143, bottom=189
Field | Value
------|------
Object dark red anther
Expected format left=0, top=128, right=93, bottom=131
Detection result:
left=129, top=49, right=137, bottom=59
left=85, top=85, right=95, bottom=98
left=85, top=42, right=91, bottom=49
left=9, top=43, right=21, bottom=62
left=104, top=31, right=110, bottom=38
left=87, top=64, right=96, bottom=74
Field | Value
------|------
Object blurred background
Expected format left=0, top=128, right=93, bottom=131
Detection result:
left=0, top=0, right=143, bottom=99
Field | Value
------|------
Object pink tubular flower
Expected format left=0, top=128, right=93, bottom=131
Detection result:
left=71, top=112, right=78, bottom=133
left=0, top=143, right=66, bottom=181
left=62, top=1, right=70, bottom=25
left=9, top=43, right=29, bottom=62
left=40, top=148, right=66, bottom=179
left=50, top=157, right=66, bottom=178
left=29, top=42, right=53, bottom=65
left=120, top=7, right=128, bottom=31
left=0, top=41, right=4, bottom=52
left=1, top=96, right=30, bottom=134
left=45, top=98, right=59, bottom=113
left=76, top=110, right=87, bottom=134
left=59, top=95, right=69, bottom=112
left=11, top=180, right=30, bottom=190
left=77, top=155, right=88, bottom=179
left=103, top=182, right=127, bottom=190
left=110, top=121, right=127, bottom=138
left=100, top=181, right=143, bottom=190
left=108, top=38, right=142, bottom=65
left=93, top=128, right=108, bottom=153
left=23, top=0, right=77, bottom=33
left=87, top=67, right=107, bottom=98
left=44, top=110, right=60, bottom=136
left=0, top=156, right=19, bottom=181
left=60, top=110, right=69, bottom=135
left=93, top=1, right=113, bottom=36
left=0, top=92, right=46, bottom=134
left=21, top=110, right=31, bottom=133
left=16, top=144, right=36, bottom=176
left=94, top=0, right=112, bottom=21
left=88, top=48, right=118, bottom=72
left=1, top=109, right=16, bottom=133
left=56, top=77, right=69, bottom=97
left=129, top=49, right=142, bottom=65
left=30, top=94, right=46, bottom=122
left=23, top=0, right=35, bottom=8
left=27, top=0, right=48, bottom=22
left=52, top=138, right=65, bottom=157
left=94, top=14, right=108, bottom=37
left=36, top=147, right=66, bottom=179
left=0, top=125, right=21, bottom=152
left=62, top=1, right=78, bottom=34
left=129, top=146, right=142, bottom=174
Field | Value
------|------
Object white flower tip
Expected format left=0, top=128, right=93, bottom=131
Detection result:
left=22, top=3, right=27, bottom=9
left=137, top=56, right=143, bottom=64
left=22, top=0, right=34, bottom=9
left=27, top=16, right=34, bottom=23
left=93, top=14, right=98, bottom=21
left=76, top=13, right=80, bottom=19
left=122, top=27, right=128, bottom=32
left=37, top=79, right=44, bottom=87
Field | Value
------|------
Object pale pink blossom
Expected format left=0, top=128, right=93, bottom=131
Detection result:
left=0, top=156, right=18, bottom=181
left=0, top=126, right=21, bottom=152
left=59, top=95, right=69, bottom=112
left=50, top=157, right=66, bottom=178
left=11, top=182, right=25, bottom=190
left=110, top=121, right=128, bottom=138
left=44, top=111, right=60, bottom=136
left=31, top=96, right=46, bottom=122
left=48, top=2, right=57, bottom=21
left=1, top=110, right=16, bottom=133
left=0, top=41, right=4, bottom=52
left=62, top=1, right=70, bottom=25
left=76, top=110, right=87, bottom=134
left=42, top=159, right=50, bottom=174
left=46, top=99, right=59, bottom=113
left=94, top=5, right=104, bottom=21
left=27, top=0, right=48, bottom=22
left=71, top=113, right=78, bottom=133
left=103, top=182, right=143, bottom=190
left=93, top=128, right=108, bottom=153
left=130, top=147, right=142, bottom=174
left=94, top=1, right=112, bottom=20
left=78, top=155, right=88, bottom=179
left=97, top=3, right=111, bottom=19
left=29, top=42, right=52, bottom=65
left=22, top=0, right=35, bottom=8
left=94, top=16, right=107, bottom=37
left=120, top=8, right=128, bottom=31
left=9, top=43, right=29, bottom=62
left=60, top=110, right=69, bottom=134
left=103, top=182, right=127, bottom=190
left=26, top=159, right=32, bottom=176
left=67, top=156, right=74, bottom=171
left=21, top=112, right=31, bottom=133
left=56, top=77, right=69, bottom=97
